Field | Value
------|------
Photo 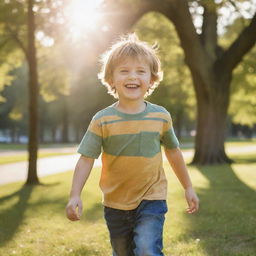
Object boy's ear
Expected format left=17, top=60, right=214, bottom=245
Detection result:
left=150, top=77, right=155, bottom=87
left=109, top=80, right=116, bottom=91
left=108, top=78, right=113, bottom=86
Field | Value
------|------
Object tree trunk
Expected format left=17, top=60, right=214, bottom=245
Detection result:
left=192, top=76, right=233, bottom=165
left=26, top=0, right=40, bottom=185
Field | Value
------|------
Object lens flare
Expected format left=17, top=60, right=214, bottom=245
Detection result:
left=67, top=0, right=103, bottom=38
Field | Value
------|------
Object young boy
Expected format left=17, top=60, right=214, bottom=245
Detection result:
left=66, top=34, right=199, bottom=256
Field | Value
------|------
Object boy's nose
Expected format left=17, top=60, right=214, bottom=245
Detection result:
left=128, top=72, right=137, bottom=80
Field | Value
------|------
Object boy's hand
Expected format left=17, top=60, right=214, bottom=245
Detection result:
left=185, top=187, right=199, bottom=214
left=66, top=196, right=83, bottom=221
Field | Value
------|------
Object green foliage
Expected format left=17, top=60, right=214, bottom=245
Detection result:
left=0, top=1, right=27, bottom=100
left=221, top=18, right=256, bottom=127
left=38, top=44, right=71, bottom=102
left=0, top=0, right=26, bottom=25
left=230, top=60, right=256, bottom=126
left=0, top=0, right=70, bottom=100
left=0, top=49, right=23, bottom=97
left=0, top=64, right=28, bottom=132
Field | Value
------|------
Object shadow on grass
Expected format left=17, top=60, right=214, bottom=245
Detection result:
left=0, top=184, right=34, bottom=247
left=186, top=161, right=256, bottom=255
left=69, top=246, right=102, bottom=256
left=83, top=202, right=103, bottom=222
left=0, top=182, right=66, bottom=247
left=232, top=156, right=256, bottom=164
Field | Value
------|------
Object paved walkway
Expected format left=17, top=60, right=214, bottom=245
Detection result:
left=0, top=153, right=102, bottom=185
left=0, top=144, right=255, bottom=185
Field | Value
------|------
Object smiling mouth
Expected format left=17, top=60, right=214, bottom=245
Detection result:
left=125, top=84, right=140, bottom=88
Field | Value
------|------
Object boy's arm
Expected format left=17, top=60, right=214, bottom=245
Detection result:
left=66, top=155, right=94, bottom=221
left=164, top=147, right=199, bottom=214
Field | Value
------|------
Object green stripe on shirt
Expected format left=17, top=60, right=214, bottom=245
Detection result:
left=103, top=132, right=161, bottom=158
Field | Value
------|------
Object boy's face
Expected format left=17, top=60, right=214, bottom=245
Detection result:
left=110, top=57, right=153, bottom=102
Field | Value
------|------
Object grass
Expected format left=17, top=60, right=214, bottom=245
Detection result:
left=0, top=146, right=256, bottom=255
left=0, top=143, right=77, bottom=150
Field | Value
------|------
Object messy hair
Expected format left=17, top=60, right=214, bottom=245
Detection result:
left=98, top=33, right=163, bottom=99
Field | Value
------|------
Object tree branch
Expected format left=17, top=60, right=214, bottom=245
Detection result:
left=159, top=0, right=211, bottom=97
left=218, top=12, right=256, bottom=73
left=103, top=0, right=173, bottom=35
left=201, top=1, right=218, bottom=61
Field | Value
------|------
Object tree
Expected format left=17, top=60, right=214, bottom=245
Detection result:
left=0, top=0, right=48, bottom=184
left=104, top=0, right=256, bottom=164
left=134, top=12, right=196, bottom=139
left=0, top=0, right=40, bottom=183
left=24, top=0, right=40, bottom=184
left=0, top=0, right=71, bottom=184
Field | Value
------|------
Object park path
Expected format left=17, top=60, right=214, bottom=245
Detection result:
left=0, top=144, right=255, bottom=185
left=0, top=154, right=103, bottom=185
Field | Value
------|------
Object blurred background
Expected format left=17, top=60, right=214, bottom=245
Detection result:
left=0, top=0, right=255, bottom=146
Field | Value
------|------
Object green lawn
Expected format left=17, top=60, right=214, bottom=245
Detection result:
left=0, top=143, right=77, bottom=150
left=0, top=148, right=255, bottom=255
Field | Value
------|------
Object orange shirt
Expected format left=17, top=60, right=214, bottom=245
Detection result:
left=78, top=101, right=179, bottom=210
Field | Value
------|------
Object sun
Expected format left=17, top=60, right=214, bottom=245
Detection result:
left=67, top=0, right=103, bottom=38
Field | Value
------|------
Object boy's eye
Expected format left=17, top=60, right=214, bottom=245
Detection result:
left=138, top=70, right=146, bottom=73
left=120, top=70, right=128, bottom=73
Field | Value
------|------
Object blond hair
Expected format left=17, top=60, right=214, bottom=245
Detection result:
left=98, top=33, right=163, bottom=98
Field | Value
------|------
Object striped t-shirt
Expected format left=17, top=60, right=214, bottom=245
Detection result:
left=78, top=101, right=179, bottom=210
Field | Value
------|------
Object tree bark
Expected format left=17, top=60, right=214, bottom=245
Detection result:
left=192, top=75, right=233, bottom=164
left=26, top=0, right=40, bottom=184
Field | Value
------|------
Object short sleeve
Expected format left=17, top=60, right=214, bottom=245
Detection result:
left=77, top=116, right=102, bottom=158
left=161, top=111, right=179, bottom=149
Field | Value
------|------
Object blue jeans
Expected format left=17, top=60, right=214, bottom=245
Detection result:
left=104, top=200, right=168, bottom=256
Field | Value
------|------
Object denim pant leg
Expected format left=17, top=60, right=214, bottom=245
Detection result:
left=104, top=207, right=135, bottom=256
left=104, top=200, right=167, bottom=256
left=133, top=200, right=168, bottom=256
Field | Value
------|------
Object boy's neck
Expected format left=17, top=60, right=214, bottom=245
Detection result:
left=115, top=100, right=146, bottom=114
